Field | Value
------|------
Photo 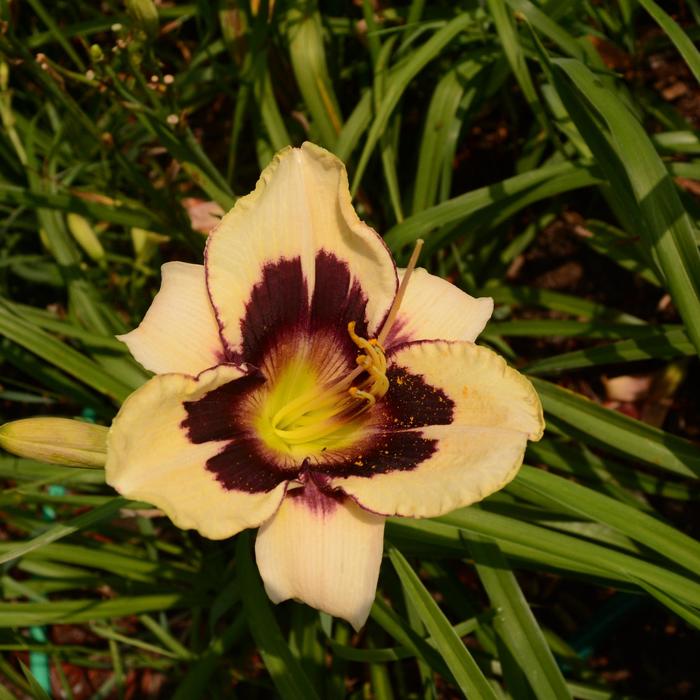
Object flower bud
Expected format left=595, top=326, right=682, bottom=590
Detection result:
left=131, top=227, right=169, bottom=264
left=90, top=44, right=104, bottom=63
left=0, top=418, right=107, bottom=468
left=125, top=0, right=159, bottom=40
left=67, top=213, right=105, bottom=264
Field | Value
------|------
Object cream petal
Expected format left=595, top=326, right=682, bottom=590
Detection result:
left=255, top=479, right=385, bottom=630
left=106, top=365, right=288, bottom=540
left=118, top=262, right=224, bottom=375
left=386, top=267, right=493, bottom=347
left=205, top=142, right=398, bottom=362
left=328, top=340, right=544, bottom=518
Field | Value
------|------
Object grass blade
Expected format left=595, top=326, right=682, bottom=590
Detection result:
left=351, top=13, right=473, bottom=193
left=388, top=545, right=498, bottom=699
left=236, top=532, right=321, bottom=700
left=637, top=0, right=700, bottom=83
left=0, top=595, right=187, bottom=626
left=552, top=58, right=700, bottom=356
left=531, top=377, right=700, bottom=478
left=0, top=498, right=127, bottom=566
left=0, top=303, right=134, bottom=402
left=438, top=508, right=700, bottom=609
left=385, top=161, right=599, bottom=249
left=524, top=327, right=694, bottom=373
left=286, top=3, right=342, bottom=150
left=471, top=536, right=572, bottom=700
left=515, top=467, right=700, bottom=577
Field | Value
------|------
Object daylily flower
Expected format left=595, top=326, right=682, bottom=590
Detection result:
left=108, top=143, right=544, bottom=630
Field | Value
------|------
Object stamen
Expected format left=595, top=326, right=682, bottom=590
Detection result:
left=377, top=239, right=424, bottom=346
left=347, top=321, right=388, bottom=403
left=263, top=243, right=424, bottom=453
left=349, top=386, right=376, bottom=406
left=271, top=384, right=339, bottom=429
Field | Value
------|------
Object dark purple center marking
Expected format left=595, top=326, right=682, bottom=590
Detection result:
left=232, top=251, right=371, bottom=370
left=312, top=362, right=455, bottom=481
left=318, top=431, right=439, bottom=479
left=383, top=366, right=453, bottom=429
left=310, top=250, right=369, bottom=350
left=181, top=373, right=295, bottom=493
left=183, top=251, right=375, bottom=494
left=185, top=257, right=452, bottom=494
left=236, top=257, right=308, bottom=367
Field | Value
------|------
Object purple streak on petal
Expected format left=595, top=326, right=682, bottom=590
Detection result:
left=287, top=476, right=343, bottom=515
left=203, top=232, right=238, bottom=364
left=311, top=250, right=369, bottom=343
left=383, top=318, right=410, bottom=349
left=214, top=348, right=230, bottom=365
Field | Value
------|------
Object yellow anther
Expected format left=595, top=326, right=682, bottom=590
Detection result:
left=356, top=354, right=371, bottom=368
left=346, top=321, right=389, bottom=405
left=349, top=386, right=376, bottom=406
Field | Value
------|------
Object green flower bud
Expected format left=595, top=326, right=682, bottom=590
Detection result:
left=131, top=227, right=169, bottom=264
left=67, top=213, right=105, bottom=264
left=90, top=44, right=104, bottom=62
left=125, top=0, right=159, bottom=41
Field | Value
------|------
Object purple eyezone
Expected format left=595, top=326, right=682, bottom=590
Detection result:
left=181, top=251, right=455, bottom=495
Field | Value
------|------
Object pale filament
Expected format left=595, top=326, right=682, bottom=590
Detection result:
left=377, top=239, right=424, bottom=346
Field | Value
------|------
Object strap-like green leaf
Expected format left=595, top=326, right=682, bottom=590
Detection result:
left=388, top=545, right=499, bottom=699
left=471, top=536, right=572, bottom=700
left=531, top=377, right=700, bottom=478
left=236, top=533, right=321, bottom=700
left=552, top=58, right=700, bottom=356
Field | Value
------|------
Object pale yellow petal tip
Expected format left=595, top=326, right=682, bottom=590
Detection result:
left=300, top=141, right=344, bottom=170
left=266, top=142, right=345, bottom=191
left=255, top=489, right=384, bottom=630
left=519, top=372, right=546, bottom=442
left=114, top=330, right=132, bottom=346
left=0, top=417, right=107, bottom=468
left=488, top=346, right=545, bottom=441
left=262, top=576, right=374, bottom=631
left=482, top=295, right=495, bottom=321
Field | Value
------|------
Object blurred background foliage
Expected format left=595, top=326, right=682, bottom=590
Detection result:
left=0, top=0, right=699, bottom=697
